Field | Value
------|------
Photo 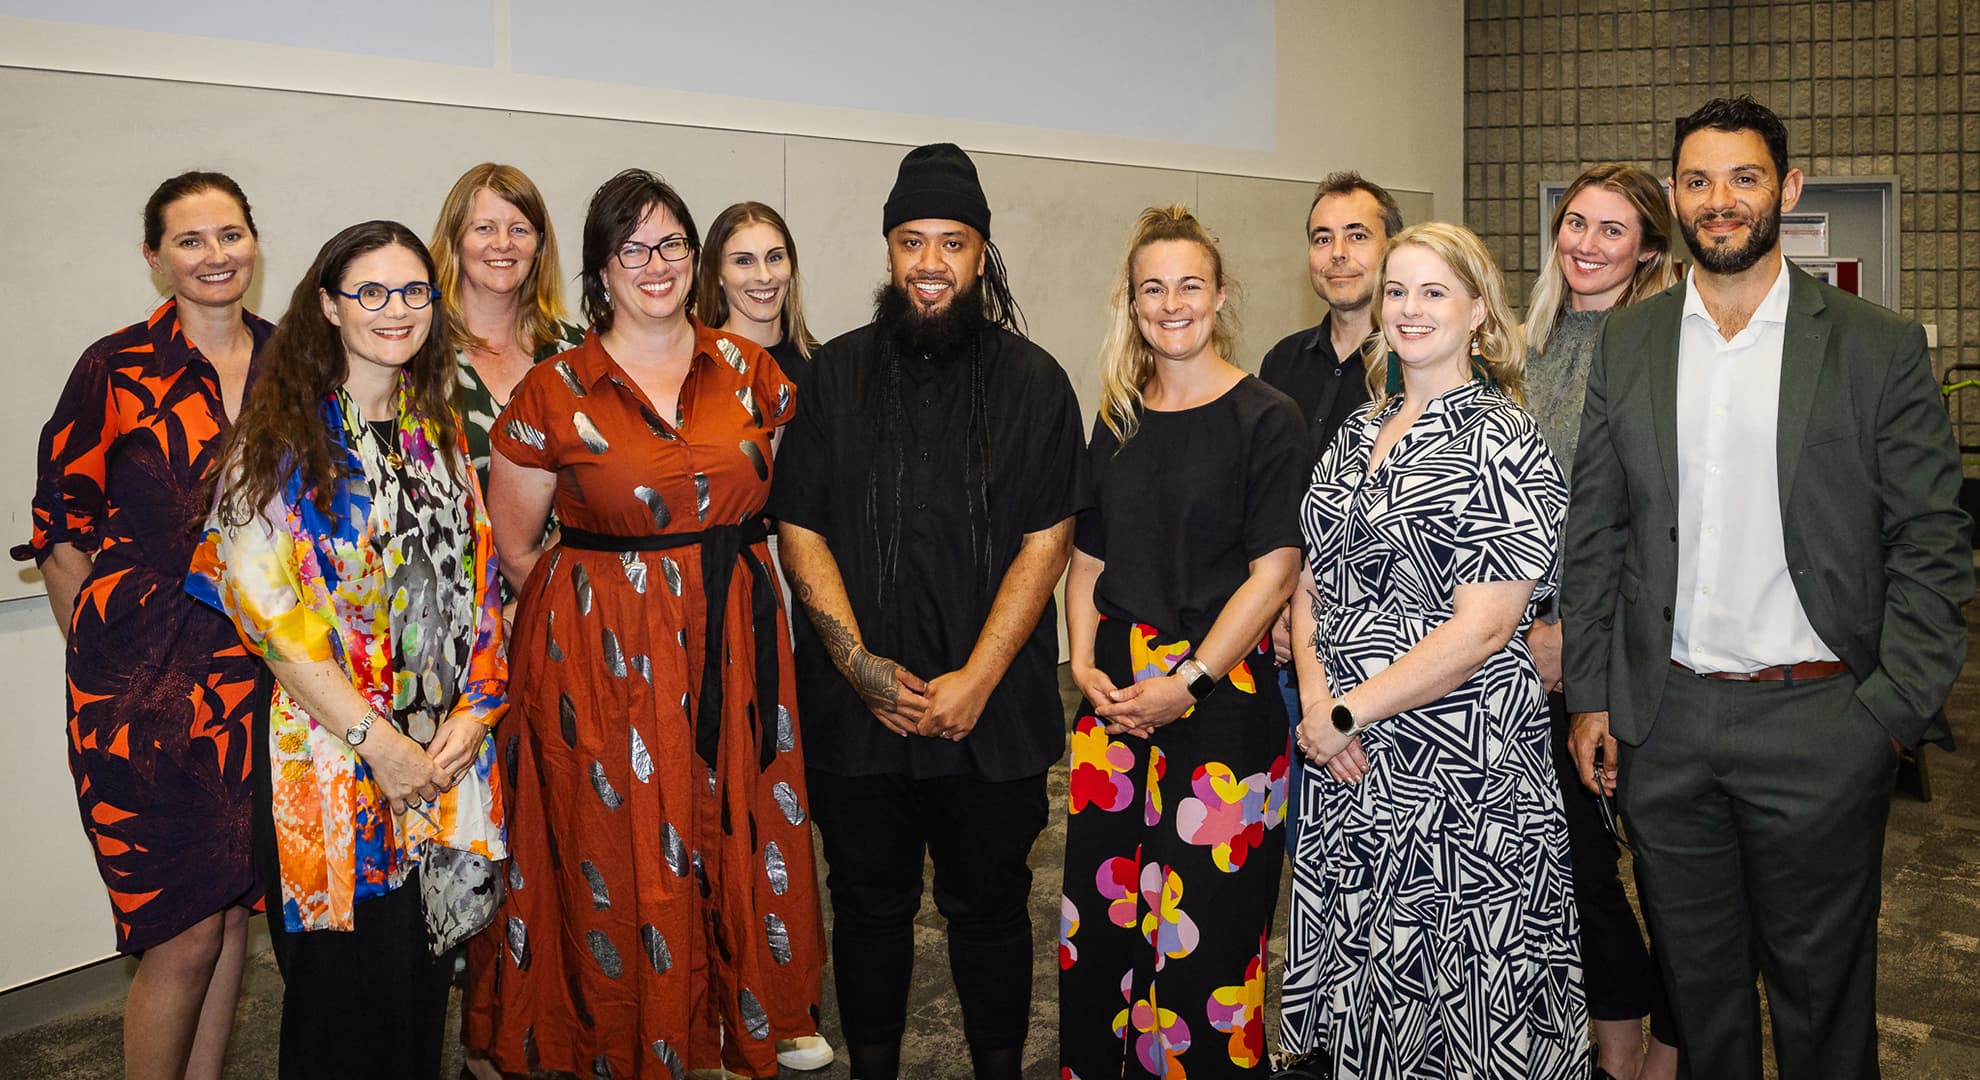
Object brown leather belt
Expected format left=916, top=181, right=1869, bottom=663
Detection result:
left=1669, top=659, right=1849, bottom=683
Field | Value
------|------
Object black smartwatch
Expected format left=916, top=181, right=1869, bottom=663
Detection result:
left=1330, top=700, right=1357, bottom=734
left=1177, top=658, right=1216, bottom=702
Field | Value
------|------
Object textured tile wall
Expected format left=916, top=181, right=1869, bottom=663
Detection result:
left=1463, top=0, right=1980, bottom=394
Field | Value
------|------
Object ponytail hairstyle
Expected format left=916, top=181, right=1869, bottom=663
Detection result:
left=1096, top=205, right=1239, bottom=443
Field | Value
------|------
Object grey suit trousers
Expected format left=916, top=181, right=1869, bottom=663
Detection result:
left=1618, top=665, right=1897, bottom=1080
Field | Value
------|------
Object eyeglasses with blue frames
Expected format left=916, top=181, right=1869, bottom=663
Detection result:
left=333, top=281, right=435, bottom=311
left=615, top=235, right=693, bottom=269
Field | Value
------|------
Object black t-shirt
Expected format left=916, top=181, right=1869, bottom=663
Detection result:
left=1075, top=376, right=1309, bottom=645
left=767, top=321, right=1091, bottom=781
left=767, top=336, right=811, bottom=392
left=1258, top=313, right=1371, bottom=469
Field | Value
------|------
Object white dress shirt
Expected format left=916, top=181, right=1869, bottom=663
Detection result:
left=1671, top=261, right=1838, bottom=671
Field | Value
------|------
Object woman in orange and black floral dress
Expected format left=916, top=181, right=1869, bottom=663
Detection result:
left=467, top=169, right=823, bottom=1080
left=14, top=172, right=269, bottom=1080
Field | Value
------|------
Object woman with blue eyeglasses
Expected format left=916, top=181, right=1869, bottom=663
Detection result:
left=190, top=219, right=507, bottom=1080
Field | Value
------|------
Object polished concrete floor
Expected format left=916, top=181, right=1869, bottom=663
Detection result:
left=5, top=642, right=1980, bottom=1078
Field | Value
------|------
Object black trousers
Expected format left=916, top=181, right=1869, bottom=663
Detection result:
left=1619, top=667, right=1895, bottom=1080
left=806, top=765, right=1050, bottom=1053
left=250, top=673, right=454, bottom=1080
left=1548, top=691, right=1676, bottom=1045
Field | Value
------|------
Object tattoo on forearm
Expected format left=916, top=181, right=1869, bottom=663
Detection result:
left=786, top=568, right=898, bottom=705
left=1308, top=592, right=1325, bottom=655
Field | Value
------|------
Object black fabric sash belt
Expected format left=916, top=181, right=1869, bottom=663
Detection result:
left=559, top=521, right=778, bottom=772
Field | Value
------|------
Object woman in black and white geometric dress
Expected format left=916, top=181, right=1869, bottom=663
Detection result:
left=1279, top=221, right=1587, bottom=1078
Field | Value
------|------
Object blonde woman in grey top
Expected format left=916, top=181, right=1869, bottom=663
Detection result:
left=1523, top=162, right=1683, bottom=1080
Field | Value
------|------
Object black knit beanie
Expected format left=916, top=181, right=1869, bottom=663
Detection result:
left=882, top=143, right=991, bottom=240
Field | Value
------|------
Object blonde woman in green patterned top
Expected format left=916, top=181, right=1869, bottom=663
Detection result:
left=1520, top=161, right=1681, bottom=1080
left=429, top=163, right=584, bottom=485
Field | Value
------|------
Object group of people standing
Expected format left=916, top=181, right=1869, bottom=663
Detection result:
left=21, top=92, right=1969, bottom=1080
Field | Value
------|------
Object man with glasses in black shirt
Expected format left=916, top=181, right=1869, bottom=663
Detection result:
left=769, top=143, right=1088, bottom=1080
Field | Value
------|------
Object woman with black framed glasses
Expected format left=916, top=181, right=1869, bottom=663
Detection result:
left=467, top=169, right=822, bottom=1080
left=190, top=219, right=507, bottom=1080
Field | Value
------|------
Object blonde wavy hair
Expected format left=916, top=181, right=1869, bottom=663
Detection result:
left=1096, top=205, right=1240, bottom=443
left=430, top=162, right=569, bottom=355
left=1523, top=163, right=1679, bottom=354
left=1365, top=221, right=1526, bottom=408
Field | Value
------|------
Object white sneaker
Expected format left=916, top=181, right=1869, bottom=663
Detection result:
left=775, top=1034, right=836, bottom=1071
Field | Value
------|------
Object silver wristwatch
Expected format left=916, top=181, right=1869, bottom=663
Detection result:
left=345, top=707, right=382, bottom=747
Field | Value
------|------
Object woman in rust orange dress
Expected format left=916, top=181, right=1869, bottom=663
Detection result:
left=466, top=168, right=822, bottom=1080
left=14, top=172, right=268, bottom=1080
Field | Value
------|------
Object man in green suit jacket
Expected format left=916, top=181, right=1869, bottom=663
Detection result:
left=1563, top=97, right=1971, bottom=1079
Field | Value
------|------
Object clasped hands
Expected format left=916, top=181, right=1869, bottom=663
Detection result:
left=1295, top=702, right=1371, bottom=784
left=1070, top=664, right=1195, bottom=739
left=852, top=645, right=991, bottom=741
left=361, top=713, right=487, bottom=814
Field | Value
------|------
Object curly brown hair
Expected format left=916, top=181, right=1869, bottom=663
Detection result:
left=216, top=220, right=461, bottom=526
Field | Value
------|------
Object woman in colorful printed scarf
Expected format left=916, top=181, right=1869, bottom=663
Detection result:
left=188, top=219, right=507, bottom=1080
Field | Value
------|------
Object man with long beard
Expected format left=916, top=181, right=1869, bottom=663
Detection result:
left=1563, top=96, right=1971, bottom=1076
left=769, top=142, right=1088, bottom=1080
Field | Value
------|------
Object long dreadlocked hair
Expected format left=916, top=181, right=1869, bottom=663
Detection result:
left=862, top=242, right=1022, bottom=634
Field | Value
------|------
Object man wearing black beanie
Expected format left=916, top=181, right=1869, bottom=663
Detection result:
left=768, top=142, right=1089, bottom=1080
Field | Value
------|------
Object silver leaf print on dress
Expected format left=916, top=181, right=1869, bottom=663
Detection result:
left=573, top=563, right=593, bottom=615
left=649, top=1040, right=684, bottom=1080
left=716, top=336, right=749, bottom=374
left=662, top=822, right=688, bottom=877
left=764, top=913, right=792, bottom=964
left=738, top=987, right=770, bottom=1039
left=775, top=704, right=794, bottom=752
left=592, top=1054, right=613, bottom=1080
left=558, top=693, right=577, bottom=747
left=634, top=485, right=672, bottom=529
left=661, top=556, right=683, bottom=597
left=621, top=551, right=648, bottom=594
left=630, top=726, right=653, bottom=782
left=507, top=915, right=530, bottom=969
left=739, top=439, right=768, bottom=482
left=693, top=473, right=710, bottom=521
left=504, top=418, right=546, bottom=450
left=580, top=860, right=610, bottom=910
left=590, top=761, right=623, bottom=810
left=555, top=359, right=588, bottom=397
left=545, top=608, right=564, bottom=662
left=602, top=627, right=627, bottom=678
left=630, top=654, right=651, bottom=684
left=572, top=411, right=610, bottom=454
left=641, top=923, right=675, bottom=975
left=772, top=781, right=805, bottom=825
left=507, top=858, right=525, bottom=891
left=774, top=382, right=792, bottom=419
left=764, top=840, right=789, bottom=895
left=587, top=929, right=622, bottom=979
left=736, top=385, right=763, bottom=427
